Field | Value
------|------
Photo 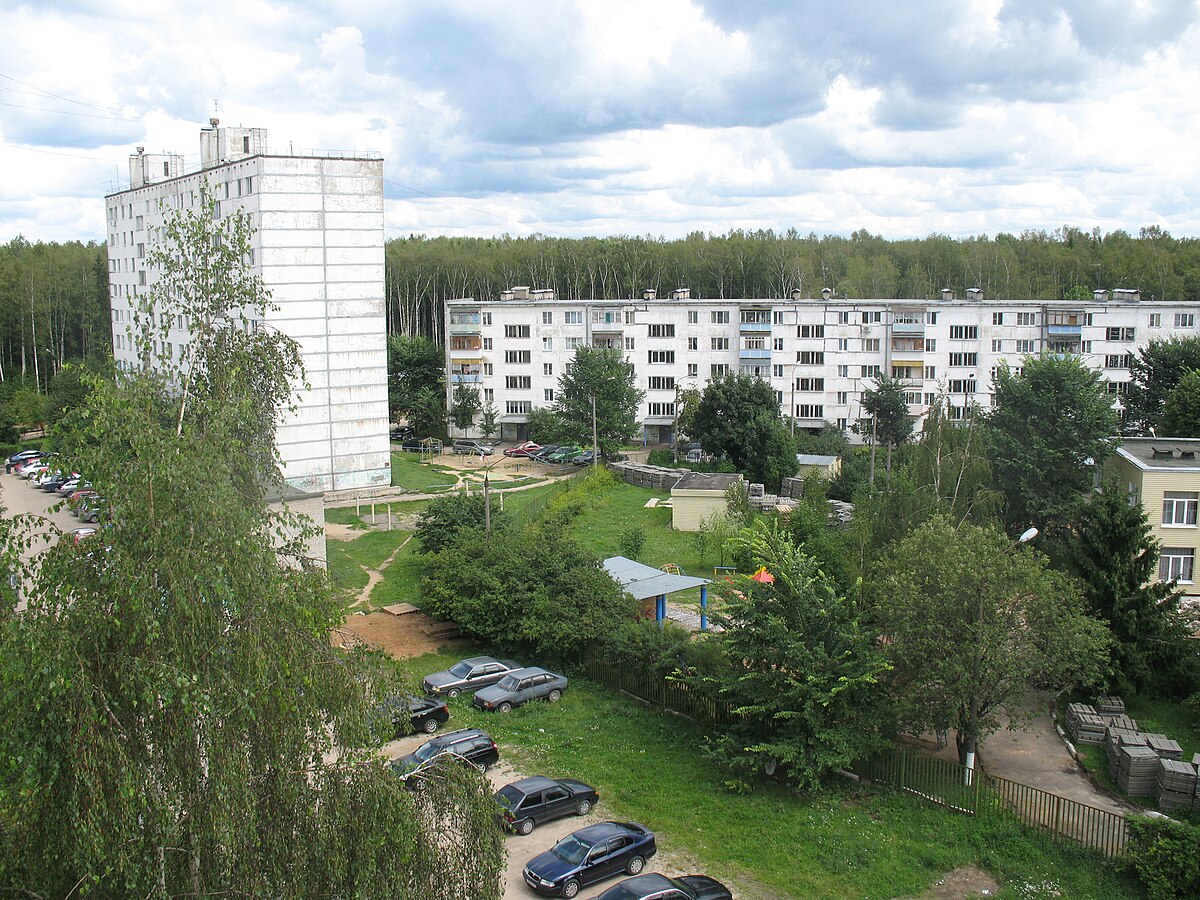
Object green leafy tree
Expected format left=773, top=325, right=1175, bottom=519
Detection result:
left=478, top=400, right=499, bottom=441
left=5, top=386, right=44, bottom=430
left=0, top=187, right=504, bottom=897
left=698, top=522, right=892, bottom=789
left=673, top=385, right=702, bottom=443
left=1127, top=816, right=1200, bottom=900
left=450, top=384, right=481, bottom=435
left=1127, top=337, right=1200, bottom=433
left=793, top=422, right=849, bottom=457
left=553, top=346, right=644, bottom=457
left=855, top=374, right=914, bottom=482
left=525, top=405, right=569, bottom=445
left=387, top=334, right=445, bottom=431
left=618, top=527, right=646, bottom=560
left=415, top=492, right=503, bottom=555
left=1160, top=369, right=1200, bottom=437
left=692, top=373, right=797, bottom=490
left=985, top=354, right=1117, bottom=536
left=867, top=517, right=1111, bottom=767
left=1062, top=482, right=1189, bottom=692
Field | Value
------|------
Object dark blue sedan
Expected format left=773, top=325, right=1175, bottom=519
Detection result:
left=523, top=821, right=656, bottom=898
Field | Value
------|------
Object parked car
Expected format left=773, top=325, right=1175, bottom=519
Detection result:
left=67, top=488, right=98, bottom=511
left=389, top=727, right=500, bottom=778
left=684, top=449, right=704, bottom=464
left=547, top=446, right=583, bottom=463
left=389, top=425, right=415, bottom=442
left=452, top=439, right=495, bottom=456
left=494, top=776, right=599, bottom=835
left=400, top=438, right=430, bottom=453
left=422, top=656, right=523, bottom=698
left=67, top=527, right=98, bottom=546
left=377, top=693, right=450, bottom=736
left=79, top=496, right=107, bottom=523
left=473, top=666, right=568, bottom=712
left=531, top=445, right=561, bottom=462
left=18, top=462, right=49, bottom=479
left=5, top=449, right=46, bottom=473
left=572, top=450, right=597, bottom=466
left=588, top=873, right=733, bottom=900
left=58, top=477, right=86, bottom=495
left=504, top=441, right=543, bottom=458
left=523, top=821, right=657, bottom=898
left=41, top=471, right=78, bottom=492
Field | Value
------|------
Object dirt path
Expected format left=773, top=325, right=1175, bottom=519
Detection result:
left=348, top=533, right=415, bottom=608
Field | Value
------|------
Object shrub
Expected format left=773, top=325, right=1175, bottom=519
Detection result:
left=1127, top=816, right=1200, bottom=899
left=618, top=527, right=646, bottom=560
left=414, top=492, right=503, bottom=554
left=647, top=448, right=675, bottom=467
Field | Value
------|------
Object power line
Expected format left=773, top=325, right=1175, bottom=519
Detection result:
left=0, top=71, right=134, bottom=116
left=0, top=142, right=124, bottom=163
left=0, top=100, right=143, bottom=122
left=382, top=176, right=574, bottom=239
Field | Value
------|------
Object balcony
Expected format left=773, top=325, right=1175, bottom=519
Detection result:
left=450, top=346, right=483, bottom=360
left=449, top=373, right=482, bottom=384
left=590, top=311, right=623, bottom=331
left=739, top=348, right=772, bottom=359
left=448, top=321, right=481, bottom=335
left=892, top=320, right=925, bottom=335
left=739, top=321, right=772, bottom=333
left=1047, top=324, right=1082, bottom=337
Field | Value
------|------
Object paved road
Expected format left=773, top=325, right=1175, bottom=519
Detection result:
left=1, top=468, right=81, bottom=547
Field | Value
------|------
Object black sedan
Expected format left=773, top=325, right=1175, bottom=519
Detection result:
left=377, top=693, right=450, bottom=736
left=422, top=656, right=523, bottom=698
left=588, top=873, right=733, bottom=900
left=523, top=821, right=656, bottom=898
left=495, top=776, right=599, bottom=835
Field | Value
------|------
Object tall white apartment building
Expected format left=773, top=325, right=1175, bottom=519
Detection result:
left=106, top=120, right=391, bottom=492
left=446, top=286, right=1200, bottom=444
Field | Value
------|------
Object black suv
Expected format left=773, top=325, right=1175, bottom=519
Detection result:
left=495, top=776, right=599, bottom=835
left=377, top=694, right=450, bottom=737
left=390, top=728, right=500, bottom=779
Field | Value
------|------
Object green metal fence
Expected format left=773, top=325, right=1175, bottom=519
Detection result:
left=582, top=659, right=740, bottom=726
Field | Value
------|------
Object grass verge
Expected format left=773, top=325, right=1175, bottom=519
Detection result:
left=391, top=452, right=460, bottom=492
left=392, top=648, right=1140, bottom=899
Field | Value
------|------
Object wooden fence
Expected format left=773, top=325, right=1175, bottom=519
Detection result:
left=581, top=659, right=740, bottom=726
left=856, top=748, right=1130, bottom=858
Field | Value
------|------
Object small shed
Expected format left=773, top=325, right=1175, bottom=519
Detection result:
left=602, top=556, right=713, bottom=629
left=796, top=454, right=841, bottom=479
left=670, top=472, right=744, bottom=532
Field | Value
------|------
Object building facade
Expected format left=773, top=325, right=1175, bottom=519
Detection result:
left=1108, top=438, right=1200, bottom=613
left=445, top=286, right=1200, bottom=445
left=105, top=120, right=391, bottom=492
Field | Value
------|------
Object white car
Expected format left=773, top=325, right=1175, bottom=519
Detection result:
left=19, top=463, right=49, bottom=480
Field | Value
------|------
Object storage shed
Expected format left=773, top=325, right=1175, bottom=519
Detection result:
left=670, top=472, right=744, bottom=532
left=796, top=454, right=841, bottom=479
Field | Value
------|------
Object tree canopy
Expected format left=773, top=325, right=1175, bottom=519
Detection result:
left=1127, top=337, right=1200, bottom=433
left=692, top=373, right=797, bottom=490
left=1160, top=369, right=1200, bottom=438
left=387, top=333, right=446, bottom=435
left=553, top=345, right=644, bottom=457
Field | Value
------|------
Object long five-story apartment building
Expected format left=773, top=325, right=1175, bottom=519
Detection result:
left=446, top=286, right=1199, bottom=444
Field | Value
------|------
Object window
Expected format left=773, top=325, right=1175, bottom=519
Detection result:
left=242, top=135, right=250, bottom=153
left=773, top=311, right=786, bottom=324
left=643, top=323, right=672, bottom=338
left=949, top=353, right=978, bottom=367
left=483, top=363, right=494, bottom=375
left=1149, top=313, right=1162, bottom=327
left=798, top=324, right=825, bottom=338
left=798, top=351, right=825, bottom=365
left=505, top=376, right=531, bottom=389
left=504, top=350, right=531, bottom=364
left=927, top=312, right=939, bottom=324
left=624, top=337, right=636, bottom=350
left=948, top=378, right=977, bottom=394
left=837, top=311, right=850, bottom=324
left=565, top=337, right=583, bottom=350
left=992, top=340, right=1004, bottom=352
left=837, top=365, right=849, bottom=377
left=861, top=365, right=881, bottom=378
left=773, top=338, right=785, bottom=351
left=892, top=366, right=919, bottom=380
left=1160, top=548, right=1195, bottom=582
left=863, top=338, right=880, bottom=352
left=542, top=337, right=553, bottom=351
left=741, top=310, right=770, bottom=324
left=795, top=404, right=824, bottom=418
left=544, top=389, right=555, bottom=402
left=711, top=311, right=730, bottom=324
left=950, top=325, right=979, bottom=340
left=648, top=350, right=675, bottom=364
left=837, top=391, right=849, bottom=404
left=1163, top=492, right=1198, bottom=526
left=687, top=364, right=698, bottom=377
left=505, top=325, right=531, bottom=338
left=992, top=312, right=1004, bottom=325
left=482, top=338, right=493, bottom=350
left=648, top=376, right=675, bottom=390
left=1107, top=326, right=1136, bottom=341
left=1016, top=339, right=1037, bottom=353
left=1105, top=354, right=1132, bottom=369
left=1082, top=340, right=1093, bottom=353
left=482, top=312, right=492, bottom=325
left=837, top=338, right=849, bottom=351
left=710, top=363, right=730, bottom=376
left=862, top=311, right=882, bottom=324
left=562, top=311, right=581, bottom=326
left=687, top=310, right=699, bottom=324
left=796, top=377, right=825, bottom=391
left=1176, top=313, right=1195, bottom=328
left=543, top=363, right=553, bottom=376
left=772, top=365, right=784, bottom=377
left=506, top=400, right=532, bottom=415
left=1017, top=312, right=1035, bottom=326
left=711, top=337, right=730, bottom=351
left=647, top=402, right=676, bottom=417
left=624, top=310, right=635, bottom=325
left=542, top=311, right=553, bottom=325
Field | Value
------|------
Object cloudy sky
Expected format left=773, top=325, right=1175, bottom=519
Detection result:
left=3, top=0, right=1200, bottom=244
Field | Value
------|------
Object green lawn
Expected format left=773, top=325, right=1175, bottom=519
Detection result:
left=390, top=451, right=460, bottom=492
left=392, top=648, right=1139, bottom=899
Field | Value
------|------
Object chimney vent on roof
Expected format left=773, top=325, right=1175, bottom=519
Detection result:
left=1152, top=446, right=1175, bottom=460
left=670, top=287, right=689, bottom=300
left=642, top=288, right=657, bottom=301
left=821, top=287, right=833, bottom=300
left=511, top=286, right=530, bottom=300
left=941, top=288, right=955, bottom=301
left=1093, top=289, right=1110, bottom=303
left=1180, top=449, right=1197, bottom=461
left=1113, top=288, right=1141, bottom=303
left=791, top=289, right=804, bottom=301
left=966, top=287, right=983, bottom=302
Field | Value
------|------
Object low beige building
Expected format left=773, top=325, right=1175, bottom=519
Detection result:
left=670, top=472, right=743, bottom=532
left=265, top=483, right=327, bottom=568
left=1108, top=438, right=1200, bottom=612
left=796, top=454, right=842, bottom=480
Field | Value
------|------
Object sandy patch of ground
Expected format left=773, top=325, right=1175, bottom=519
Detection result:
left=907, top=866, right=1000, bottom=899
left=333, top=609, right=467, bottom=658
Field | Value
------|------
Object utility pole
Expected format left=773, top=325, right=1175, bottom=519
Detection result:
left=591, top=391, right=599, bottom=466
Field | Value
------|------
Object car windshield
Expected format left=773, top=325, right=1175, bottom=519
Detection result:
left=495, top=786, right=523, bottom=809
left=552, top=835, right=590, bottom=866
left=449, top=662, right=473, bottom=678
left=410, top=741, right=443, bottom=763
left=496, top=675, right=520, bottom=691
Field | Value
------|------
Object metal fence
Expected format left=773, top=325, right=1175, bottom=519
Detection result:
left=581, top=659, right=740, bottom=726
left=856, top=748, right=1130, bottom=858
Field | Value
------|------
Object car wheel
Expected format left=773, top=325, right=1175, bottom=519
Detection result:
left=516, top=818, right=534, bottom=836
left=497, top=701, right=513, bottom=713
left=561, top=880, right=580, bottom=899
left=626, top=855, right=645, bottom=876
left=446, top=688, right=461, bottom=698
left=421, top=717, right=439, bottom=734
left=575, top=799, right=591, bottom=816
left=474, top=760, right=490, bottom=774
left=547, top=689, right=562, bottom=702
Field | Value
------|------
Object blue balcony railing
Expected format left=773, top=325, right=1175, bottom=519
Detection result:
left=739, top=322, right=772, bottom=332
left=739, top=348, right=772, bottom=359
left=449, top=373, right=482, bottom=384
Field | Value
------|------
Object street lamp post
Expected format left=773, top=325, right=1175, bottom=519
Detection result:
left=964, top=525, right=1039, bottom=785
left=482, top=454, right=508, bottom=535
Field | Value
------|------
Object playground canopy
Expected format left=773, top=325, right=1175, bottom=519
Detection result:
left=602, top=556, right=710, bottom=600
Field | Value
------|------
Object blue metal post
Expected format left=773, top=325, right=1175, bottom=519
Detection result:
left=699, top=584, right=708, bottom=632
left=657, top=594, right=665, bottom=627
